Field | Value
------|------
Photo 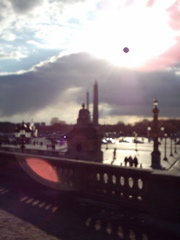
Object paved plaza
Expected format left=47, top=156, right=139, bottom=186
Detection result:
left=102, top=137, right=180, bottom=173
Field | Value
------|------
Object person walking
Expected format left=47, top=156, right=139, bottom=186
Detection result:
left=124, top=157, right=128, bottom=166
left=129, top=156, right=133, bottom=167
left=113, top=148, right=117, bottom=160
left=133, top=156, right=138, bottom=167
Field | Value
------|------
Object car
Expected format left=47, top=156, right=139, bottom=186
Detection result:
left=133, top=139, right=144, bottom=144
left=119, top=138, right=129, bottom=143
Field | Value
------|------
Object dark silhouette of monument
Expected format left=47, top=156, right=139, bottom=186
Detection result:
left=66, top=81, right=102, bottom=162
left=93, top=80, right=99, bottom=127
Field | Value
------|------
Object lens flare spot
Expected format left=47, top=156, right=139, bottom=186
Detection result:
left=123, top=47, right=129, bottom=53
left=26, top=158, right=59, bottom=182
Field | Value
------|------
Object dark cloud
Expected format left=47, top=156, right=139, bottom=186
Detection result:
left=9, top=0, right=45, bottom=13
left=0, top=52, right=180, bottom=121
left=0, top=52, right=109, bottom=117
left=50, top=0, right=84, bottom=3
left=9, top=0, right=85, bottom=14
left=102, top=70, right=180, bottom=118
left=0, top=1, right=11, bottom=25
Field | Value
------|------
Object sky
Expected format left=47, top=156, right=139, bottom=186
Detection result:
left=0, top=0, right=180, bottom=125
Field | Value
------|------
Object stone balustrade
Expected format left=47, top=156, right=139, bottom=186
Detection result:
left=0, top=150, right=179, bottom=222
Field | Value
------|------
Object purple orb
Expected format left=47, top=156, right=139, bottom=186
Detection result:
left=123, top=47, right=129, bottom=53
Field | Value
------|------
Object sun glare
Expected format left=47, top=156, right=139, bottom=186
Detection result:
left=74, top=1, right=176, bottom=70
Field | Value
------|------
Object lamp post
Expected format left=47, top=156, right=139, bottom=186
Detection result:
left=106, top=142, right=108, bottom=150
left=160, top=124, right=164, bottom=142
left=174, top=134, right=177, bottom=154
left=147, top=126, right=151, bottom=142
left=106, top=132, right=109, bottom=150
left=170, top=134, right=173, bottom=157
left=134, top=131, right=138, bottom=152
left=19, top=121, right=27, bottom=153
left=163, top=133, right=168, bottom=161
left=20, top=129, right=26, bottom=152
left=151, top=99, right=161, bottom=169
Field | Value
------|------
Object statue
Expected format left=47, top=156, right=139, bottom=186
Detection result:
left=77, top=103, right=90, bottom=126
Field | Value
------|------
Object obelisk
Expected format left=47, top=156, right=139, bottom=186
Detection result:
left=93, top=80, right=98, bottom=126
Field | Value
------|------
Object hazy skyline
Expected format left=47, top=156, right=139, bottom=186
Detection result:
left=0, top=0, right=180, bottom=125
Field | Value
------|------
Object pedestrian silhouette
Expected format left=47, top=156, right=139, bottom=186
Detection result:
left=133, top=156, right=138, bottom=167
left=129, top=156, right=133, bottom=167
left=124, top=157, right=128, bottom=166
left=113, top=148, right=116, bottom=160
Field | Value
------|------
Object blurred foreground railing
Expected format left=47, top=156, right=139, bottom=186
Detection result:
left=0, top=145, right=65, bottom=157
left=0, top=150, right=179, bottom=223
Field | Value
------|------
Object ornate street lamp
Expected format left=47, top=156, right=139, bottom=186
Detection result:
left=151, top=99, right=162, bottom=169
left=163, top=133, right=168, bottom=161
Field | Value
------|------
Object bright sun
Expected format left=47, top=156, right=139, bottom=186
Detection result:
left=74, top=0, right=176, bottom=70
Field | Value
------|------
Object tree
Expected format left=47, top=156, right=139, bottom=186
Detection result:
left=50, top=117, right=66, bottom=125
